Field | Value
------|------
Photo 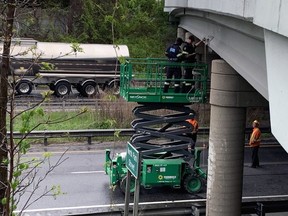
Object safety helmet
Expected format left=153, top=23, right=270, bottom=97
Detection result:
left=253, top=120, right=260, bottom=125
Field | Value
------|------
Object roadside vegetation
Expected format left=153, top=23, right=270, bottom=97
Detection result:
left=0, top=1, right=272, bottom=215
left=11, top=107, right=135, bottom=131
left=17, top=0, right=177, bottom=58
left=9, top=99, right=210, bottom=131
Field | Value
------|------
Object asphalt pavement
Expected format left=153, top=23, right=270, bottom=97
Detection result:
left=15, top=141, right=288, bottom=216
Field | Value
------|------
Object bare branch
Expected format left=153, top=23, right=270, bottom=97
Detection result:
left=18, top=149, right=69, bottom=213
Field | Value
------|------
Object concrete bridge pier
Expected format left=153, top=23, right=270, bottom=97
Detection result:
left=177, top=27, right=185, bottom=41
left=207, top=105, right=246, bottom=216
left=206, top=60, right=267, bottom=216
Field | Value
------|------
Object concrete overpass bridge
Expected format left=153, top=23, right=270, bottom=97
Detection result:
left=164, top=1, right=288, bottom=215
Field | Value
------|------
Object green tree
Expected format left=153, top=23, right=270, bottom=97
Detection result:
left=59, top=0, right=176, bottom=57
left=2, top=0, right=176, bottom=58
left=63, top=0, right=115, bottom=43
left=37, top=0, right=70, bottom=8
left=114, top=0, right=176, bottom=57
left=0, top=1, right=87, bottom=215
left=0, top=0, right=17, bottom=213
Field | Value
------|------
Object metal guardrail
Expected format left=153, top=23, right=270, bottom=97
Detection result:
left=11, top=98, right=122, bottom=110
left=62, top=196, right=288, bottom=216
left=8, top=128, right=134, bottom=145
left=8, top=127, right=272, bottom=145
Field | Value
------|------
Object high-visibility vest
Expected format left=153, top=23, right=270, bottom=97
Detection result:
left=186, top=119, right=199, bottom=132
left=249, top=127, right=261, bottom=147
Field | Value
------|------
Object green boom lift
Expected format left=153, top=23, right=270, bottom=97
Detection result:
left=104, top=58, right=208, bottom=195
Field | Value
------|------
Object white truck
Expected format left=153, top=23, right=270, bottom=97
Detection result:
left=4, top=39, right=129, bottom=97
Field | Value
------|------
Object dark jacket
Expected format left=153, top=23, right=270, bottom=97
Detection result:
left=183, top=42, right=196, bottom=63
left=165, top=43, right=183, bottom=62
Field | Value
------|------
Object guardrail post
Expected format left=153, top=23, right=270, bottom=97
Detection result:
left=44, top=137, right=48, bottom=146
left=192, top=205, right=206, bottom=216
left=88, top=136, right=92, bottom=145
left=256, top=203, right=265, bottom=216
left=132, top=153, right=142, bottom=216
left=124, top=171, right=132, bottom=216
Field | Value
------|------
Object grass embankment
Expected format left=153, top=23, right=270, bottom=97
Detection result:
left=10, top=101, right=270, bottom=145
left=10, top=100, right=136, bottom=144
left=13, top=111, right=130, bottom=131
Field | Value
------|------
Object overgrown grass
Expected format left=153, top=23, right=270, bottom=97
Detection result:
left=10, top=102, right=213, bottom=132
left=8, top=101, right=270, bottom=145
left=10, top=100, right=136, bottom=132
left=12, top=111, right=112, bottom=131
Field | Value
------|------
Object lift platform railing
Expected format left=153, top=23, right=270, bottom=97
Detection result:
left=120, top=58, right=208, bottom=104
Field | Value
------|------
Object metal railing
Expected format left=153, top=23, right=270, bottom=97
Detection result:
left=21, top=196, right=288, bottom=216
left=10, top=98, right=125, bottom=111
left=8, top=127, right=272, bottom=146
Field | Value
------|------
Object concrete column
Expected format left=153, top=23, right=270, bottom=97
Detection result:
left=177, top=27, right=185, bottom=41
left=207, top=106, right=246, bottom=215
left=206, top=60, right=248, bottom=216
left=185, top=32, right=192, bottom=41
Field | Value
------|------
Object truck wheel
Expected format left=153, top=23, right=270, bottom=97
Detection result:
left=81, top=81, right=97, bottom=97
left=107, top=80, right=120, bottom=95
left=120, top=175, right=136, bottom=194
left=54, top=81, right=71, bottom=97
left=16, top=80, right=33, bottom=95
left=183, top=174, right=203, bottom=194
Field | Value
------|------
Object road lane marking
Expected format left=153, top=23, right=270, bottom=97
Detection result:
left=26, top=149, right=105, bottom=155
left=71, top=171, right=105, bottom=174
left=15, top=199, right=207, bottom=213
left=15, top=195, right=288, bottom=213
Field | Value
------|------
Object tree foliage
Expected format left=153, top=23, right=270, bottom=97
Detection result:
left=0, top=1, right=88, bottom=215
left=37, top=0, right=70, bottom=8
left=0, top=0, right=177, bottom=214
left=8, top=0, right=176, bottom=58
left=0, top=0, right=17, bottom=214
left=114, top=0, right=176, bottom=57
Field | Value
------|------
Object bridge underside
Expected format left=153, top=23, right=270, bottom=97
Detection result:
left=164, top=1, right=288, bottom=216
left=170, top=8, right=288, bottom=152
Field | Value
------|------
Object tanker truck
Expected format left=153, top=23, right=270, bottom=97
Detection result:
left=2, top=38, right=129, bottom=97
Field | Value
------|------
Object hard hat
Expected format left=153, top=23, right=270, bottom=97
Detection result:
left=253, top=120, right=259, bottom=125
left=189, top=113, right=195, bottom=118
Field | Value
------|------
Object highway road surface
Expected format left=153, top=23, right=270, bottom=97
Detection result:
left=14, top=141, right=288, bottom=216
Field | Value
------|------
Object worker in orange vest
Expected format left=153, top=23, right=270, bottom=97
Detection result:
left=249, top=120, right=261, bottom=168
left=186, top=115, right=199, bottom=146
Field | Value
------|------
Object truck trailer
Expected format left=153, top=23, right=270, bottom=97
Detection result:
left=2, top=39, right=129, bottom=97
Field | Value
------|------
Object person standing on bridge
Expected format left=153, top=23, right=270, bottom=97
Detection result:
left=181, top=35, right=204, bottom=93
left=163, top=37, right=184, bottom=93
left=249, top=120, right=261, bottom=168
